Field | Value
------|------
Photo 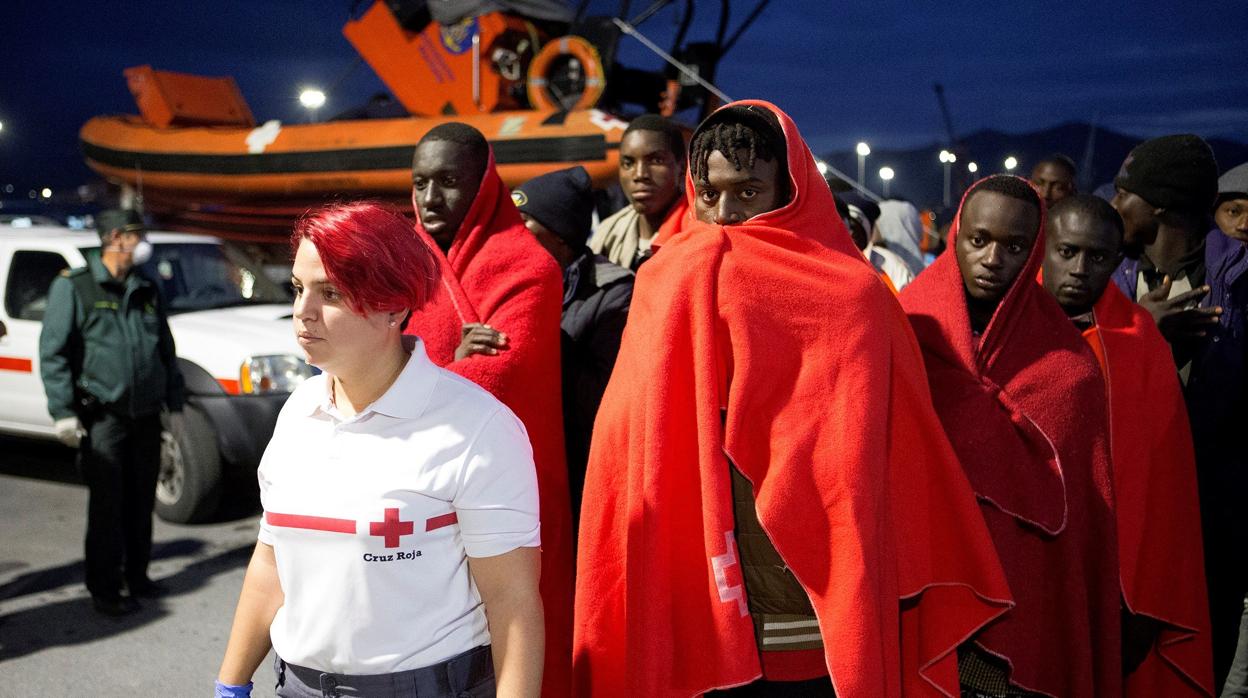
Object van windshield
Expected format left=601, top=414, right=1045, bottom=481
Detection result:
left=80, top=242, right=291, bottom=314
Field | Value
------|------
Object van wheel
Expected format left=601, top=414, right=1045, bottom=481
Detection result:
left=155, top=406, right=221, bottom=524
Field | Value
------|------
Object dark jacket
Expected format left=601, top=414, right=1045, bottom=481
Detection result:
left=1184, top=230, right=1248, bottom=685
left=1113, top=231, right=1248, bottom=449
left=1185, top=229, right=1248, bottom=508
left=39, top=253, right=184, bottom=420
left=1111, top=237, right=1208, bottom=301
left=1119, top=231, right=1248, bottom=676
left=1111, top=256, right=1140, bottom=300
left=560, top=251, right=633, bottom=516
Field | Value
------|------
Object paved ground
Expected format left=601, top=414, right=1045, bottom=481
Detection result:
left=0, top=434, right=278, bottom=696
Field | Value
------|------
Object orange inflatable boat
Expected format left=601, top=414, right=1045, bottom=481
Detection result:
left=79, top=0, right=764, bottom=237
left=80, top=107, right=627, bottom=236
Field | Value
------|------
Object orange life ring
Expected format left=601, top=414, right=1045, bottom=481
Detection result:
left=526, top=35, right=605, bottom=112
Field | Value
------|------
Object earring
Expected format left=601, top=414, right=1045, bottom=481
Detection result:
left=388, top=319, right=397, bottom=327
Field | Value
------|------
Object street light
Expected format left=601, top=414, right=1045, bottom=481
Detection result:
left=1004, top=156, right=1018, bottom=173
left=856, top=142, right=870, bottom=186
left=816, top=159, right=829, bottom=176
left=968, top=162, right=979, bottom=174
left=878, top=166, right=895, bottom=198
left=0, top=121, right=5, bottom=134
left=299, top=88, right=326, bottom=122
left=40, top=188, right=52, bottom=199
left=939, top=150, right=957, bottom=207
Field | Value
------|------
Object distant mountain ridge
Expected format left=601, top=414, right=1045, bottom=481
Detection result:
left=821, top=121, right=1248, bottom=212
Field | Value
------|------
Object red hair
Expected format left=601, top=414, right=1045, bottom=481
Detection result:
left=292, top=202, right=439, bottom=317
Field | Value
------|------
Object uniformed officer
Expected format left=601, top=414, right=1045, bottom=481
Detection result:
left=39, top=209, right=184, bottom=616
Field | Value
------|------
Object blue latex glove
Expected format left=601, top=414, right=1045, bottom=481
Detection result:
left=214, top=680, right=252, bottom=698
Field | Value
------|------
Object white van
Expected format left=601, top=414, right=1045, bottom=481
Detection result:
left=0, top=224, right=311, bottom=522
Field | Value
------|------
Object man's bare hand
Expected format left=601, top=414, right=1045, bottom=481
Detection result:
left=455, top=323, right=509, bottom=360
left=1139, top=276, right=1222, bottom=344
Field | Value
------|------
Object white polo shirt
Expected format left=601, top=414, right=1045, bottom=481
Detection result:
left=256, top=338, right=540, bottom=674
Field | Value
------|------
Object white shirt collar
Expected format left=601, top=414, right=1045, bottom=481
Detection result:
left=309, top=336, right=439, bottom=421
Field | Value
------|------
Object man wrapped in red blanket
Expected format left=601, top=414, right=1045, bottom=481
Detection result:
left=404, top=123, right=572, bottom=695
left=1041, top=194, right=1214, bottom=696
left=573, top=101, right=1012, bottom=697
left=900, top=177, right=1121, bottom=697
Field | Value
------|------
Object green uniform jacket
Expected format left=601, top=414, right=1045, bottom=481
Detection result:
left=39, top=253, right=185, bottom=421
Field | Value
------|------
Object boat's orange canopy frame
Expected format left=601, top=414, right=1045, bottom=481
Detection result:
left=124, top=65, right=254, bottom=129
left=344, top=2, right=542, bottom=116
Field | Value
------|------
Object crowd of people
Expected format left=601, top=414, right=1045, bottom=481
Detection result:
left=41, top=99, right=1247, bottom=697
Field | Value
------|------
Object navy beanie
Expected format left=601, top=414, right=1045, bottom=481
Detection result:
left=512, top=166, right=595, bottom=248
left=1114, top=134, right=1218, bottom=214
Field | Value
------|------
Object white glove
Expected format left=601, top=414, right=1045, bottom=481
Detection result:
left=54, top=417, right=85, bottom=448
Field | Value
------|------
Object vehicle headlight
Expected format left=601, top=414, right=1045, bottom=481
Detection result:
left=239, top=355, right=316, bottom=395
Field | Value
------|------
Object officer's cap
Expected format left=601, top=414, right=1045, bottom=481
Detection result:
left=95, top=209, right=146, bottom=237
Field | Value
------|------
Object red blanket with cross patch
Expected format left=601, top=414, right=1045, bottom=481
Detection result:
left=572, top=100, right=1011, bottom=698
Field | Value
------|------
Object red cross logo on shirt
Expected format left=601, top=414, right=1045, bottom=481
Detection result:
left=368, top=508, right=414, bottom=548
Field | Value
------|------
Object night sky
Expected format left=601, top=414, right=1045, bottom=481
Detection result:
left=1, top=0, right=1244, bottom=193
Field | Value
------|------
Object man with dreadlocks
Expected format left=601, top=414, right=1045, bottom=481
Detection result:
left=685, top=108, right=791, bottom=227
left=573, top=101, right=1011, bottom=697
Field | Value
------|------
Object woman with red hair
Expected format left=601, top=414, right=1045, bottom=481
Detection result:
left=217, top=202, right=545, bottom=697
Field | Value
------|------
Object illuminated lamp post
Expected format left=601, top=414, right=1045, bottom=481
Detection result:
left=856, top=142, right=871, bottom=186
left=878, top=166, right=895, bottom=198
left=939, top=150, right=957, bottom=207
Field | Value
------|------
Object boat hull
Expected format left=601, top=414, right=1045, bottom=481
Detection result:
left=80, top=108, right=628, bottom=236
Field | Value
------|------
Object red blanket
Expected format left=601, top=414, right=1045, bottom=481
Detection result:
left=1086, top=285, right=1214, bottom=696
left=573, top=100, right=1011, bottom=697
left=652, top=195, right=690, bottom=247
left=899, top=182, right=1121, bottom=697
left=404, top=151, right=572, bottom=695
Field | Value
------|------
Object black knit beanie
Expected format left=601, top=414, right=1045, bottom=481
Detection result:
left=1114, top=134, right=1218, bottom=213
left=512, top=166, right=594, bottom=248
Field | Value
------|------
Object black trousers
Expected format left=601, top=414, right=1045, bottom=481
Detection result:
left=80, top=411, right=162, bottom=598
left=274, top=645, right=495, bottom=697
